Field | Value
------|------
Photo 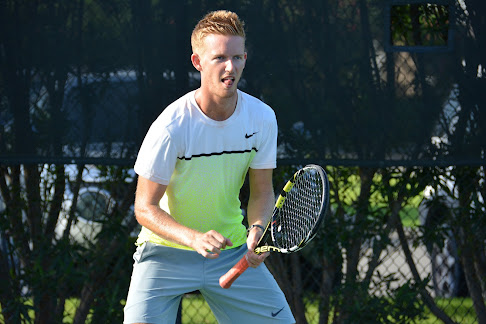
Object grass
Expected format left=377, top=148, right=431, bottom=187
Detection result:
left=63, top=299, right=93, bottom=323
left=182, top=295, right=478, bottom=324
left=304, top=297, right=478, bottom=324
left=0, top=299, right=92, bottom=324
left=421, top=298, right=478, bottom=324
left=1, top=296, right=477, bottom=324
left=182, top=295, right=217, bottom=323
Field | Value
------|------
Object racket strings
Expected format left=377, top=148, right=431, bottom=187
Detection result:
left=273, top=169, right=324, bottom=251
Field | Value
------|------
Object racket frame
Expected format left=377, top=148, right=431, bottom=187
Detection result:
left=219, top=164, right=329, bottom=289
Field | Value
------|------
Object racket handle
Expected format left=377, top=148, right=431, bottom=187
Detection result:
left=219, top=254, right=249, bottom=289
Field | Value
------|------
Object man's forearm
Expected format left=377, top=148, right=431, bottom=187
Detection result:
left=246, top=189, right=274, bottom=228
left=135, top=204, right=199, bottom=247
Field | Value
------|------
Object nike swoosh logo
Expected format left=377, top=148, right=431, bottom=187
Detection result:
left=271, top=307, right=285, bottom=317
left=245, top=132, right=258, bottom=139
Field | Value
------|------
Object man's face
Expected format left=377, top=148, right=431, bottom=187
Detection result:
left=193, top=34, right=247, bottom=98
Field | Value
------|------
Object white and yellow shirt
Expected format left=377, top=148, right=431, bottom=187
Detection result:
left=133, top=90, right=277, bottom=250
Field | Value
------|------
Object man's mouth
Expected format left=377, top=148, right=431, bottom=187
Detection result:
left=222, top=76, right=235, bottom=87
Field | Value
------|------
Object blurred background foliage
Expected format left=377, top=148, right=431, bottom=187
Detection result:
left=0, top=0, right=485, bottom=323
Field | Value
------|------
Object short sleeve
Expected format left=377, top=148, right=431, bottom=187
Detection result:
left=250, top=109, right=277, bottom=169
left=134, top=124, right=178, bottom=185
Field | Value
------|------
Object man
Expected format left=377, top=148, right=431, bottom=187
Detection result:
left=124, top=10, right=295, bottom=324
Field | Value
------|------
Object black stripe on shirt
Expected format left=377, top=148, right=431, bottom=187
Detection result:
left=177, top=147, right=258, bottom=161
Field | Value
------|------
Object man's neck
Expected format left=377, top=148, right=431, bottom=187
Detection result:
left=194, top=89, right=238, bottom=121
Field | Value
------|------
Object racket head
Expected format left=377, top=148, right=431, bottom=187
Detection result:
left=271, top=164, right=330, bottom=253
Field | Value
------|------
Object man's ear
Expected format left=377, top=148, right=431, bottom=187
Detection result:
left=191, top=53, right=202, bottom=71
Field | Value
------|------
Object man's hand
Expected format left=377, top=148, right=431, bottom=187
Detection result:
left=246, top=225, right=269, bottom=268
left=192, top=230, right=233, bottom=259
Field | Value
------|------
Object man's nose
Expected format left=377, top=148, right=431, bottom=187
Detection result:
left=225, top=59, right=235, bottom=72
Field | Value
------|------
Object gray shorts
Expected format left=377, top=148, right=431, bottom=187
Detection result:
left=124, top=242, right=295, bottom=324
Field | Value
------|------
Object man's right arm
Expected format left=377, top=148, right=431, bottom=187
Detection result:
left=134, top=176, right=232, bottom=258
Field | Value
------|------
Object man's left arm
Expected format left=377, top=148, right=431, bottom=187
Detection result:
left=245, top=168, right=275, bottom=268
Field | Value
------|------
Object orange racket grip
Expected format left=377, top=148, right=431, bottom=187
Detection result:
left=219, top=254, right=250, bottom=289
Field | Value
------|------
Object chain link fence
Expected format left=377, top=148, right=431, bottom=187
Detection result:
left=1, top=163, right=482, bottom=323
left=1, top=0, right=485, bottom=323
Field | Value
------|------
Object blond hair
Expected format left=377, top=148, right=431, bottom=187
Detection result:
left=191, top=10, right=246, bottom=54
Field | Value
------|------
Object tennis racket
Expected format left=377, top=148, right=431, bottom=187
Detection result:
left=219, top=164, right=330, bottom=289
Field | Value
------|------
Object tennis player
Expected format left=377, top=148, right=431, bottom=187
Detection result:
left=124, top=10, right=295, bottom=324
